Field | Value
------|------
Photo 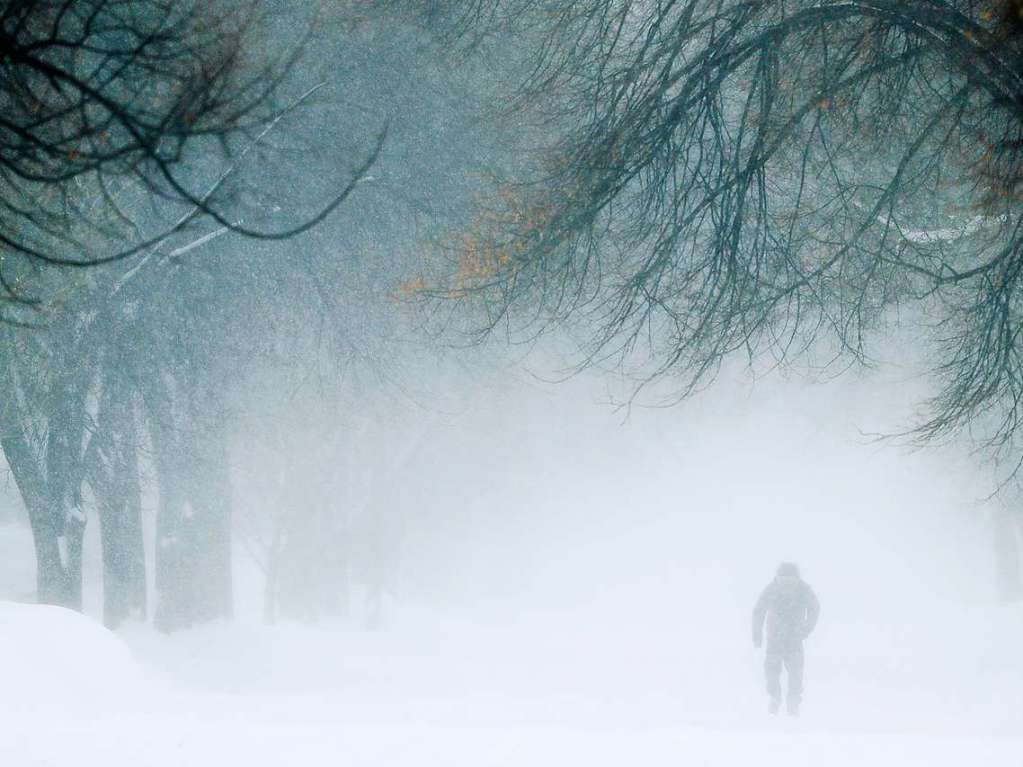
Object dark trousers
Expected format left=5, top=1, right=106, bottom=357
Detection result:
left=765, top=642, right=804, bottom=706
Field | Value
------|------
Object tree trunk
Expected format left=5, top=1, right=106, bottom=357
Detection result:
left=263, top=523, right=282, bottom=625
left=42, top=363, right=92, bottom=611
left=994, top=507, right=1023, bottom=603
left=145, top=375, right=233, bottom=632
left=60, top=505, right=86, bottom=611
left=186, top=415, right=233, bottom=623
left=1, top=432, right=80, bottom=608
left=88, top=377, right=147, bottom=629
left=97, top=490, right=145, bottom=627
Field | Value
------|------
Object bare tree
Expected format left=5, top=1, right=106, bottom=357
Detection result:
left=431, top=0, right=1023, bottom=459
left=0, top=0, right=382, bottom=315
left=0, top=0, right=386, bottom=625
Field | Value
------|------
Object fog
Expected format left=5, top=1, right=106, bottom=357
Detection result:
left=3, top=320, right=1020, bottom=765
left=158, top=354, right=1013, bottom=733
left=373, top=368, right=988, bottom=619
left=2, top=1, right=1023, bottom=764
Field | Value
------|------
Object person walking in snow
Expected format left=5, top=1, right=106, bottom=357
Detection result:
left=752, top=562, right=820, bottom=716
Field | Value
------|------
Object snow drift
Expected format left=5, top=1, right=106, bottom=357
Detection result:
left=0, top=601, right=142, bottom=720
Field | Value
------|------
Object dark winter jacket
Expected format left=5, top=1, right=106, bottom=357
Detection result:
left=752, top=577, right=820, bottom=651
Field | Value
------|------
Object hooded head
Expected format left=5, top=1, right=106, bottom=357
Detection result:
left=776, top=562, right=800, bottom=580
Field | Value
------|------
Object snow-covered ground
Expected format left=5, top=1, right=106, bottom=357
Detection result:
left=1, top=590, right=1020, bottom=766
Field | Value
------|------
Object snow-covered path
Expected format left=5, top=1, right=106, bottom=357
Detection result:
left=3, top=602, right=1020, bottom=767
left=13, top=716, right=1014, bottom=767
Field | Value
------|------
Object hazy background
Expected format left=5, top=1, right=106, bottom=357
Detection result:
left=1, top=3, right=1020, bottom=762
left=3, top=342, right=1019, bottom=767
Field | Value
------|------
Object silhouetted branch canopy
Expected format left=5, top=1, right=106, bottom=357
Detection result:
left=0, top=0, right=380, bottom=307
left=435, top=0, right=1023, bottom=452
